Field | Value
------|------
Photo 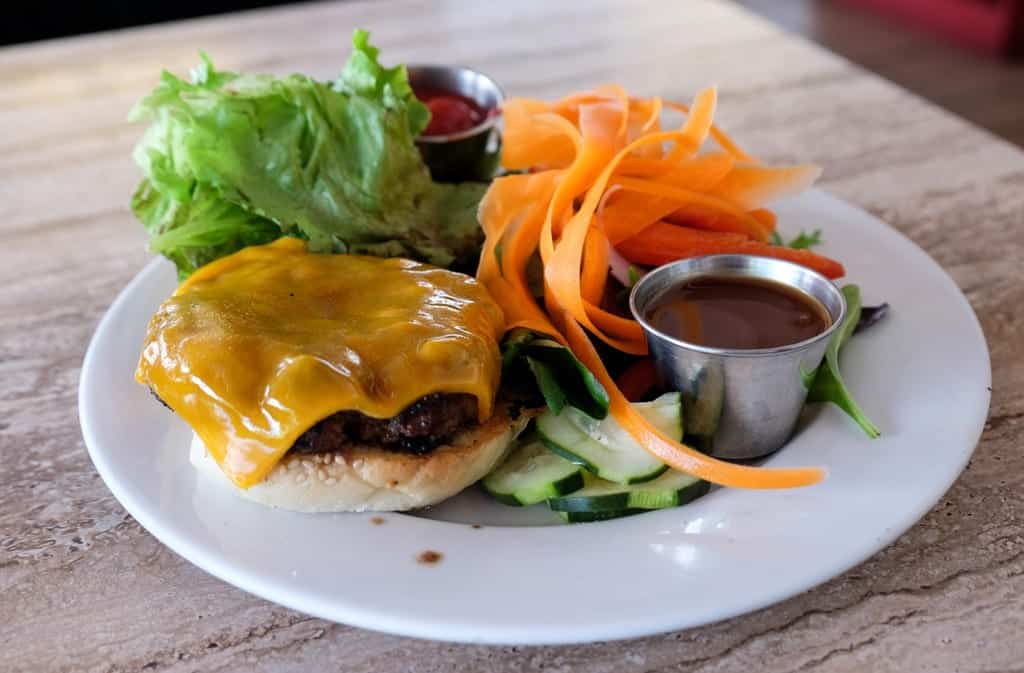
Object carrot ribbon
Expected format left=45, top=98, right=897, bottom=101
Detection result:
left=477, top=85, right=833, bottom=489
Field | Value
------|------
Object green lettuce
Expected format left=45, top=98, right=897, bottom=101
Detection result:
left=129, top=30, right=484, bottom=278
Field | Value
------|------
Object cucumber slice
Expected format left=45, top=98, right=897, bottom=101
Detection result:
left=557, top=509, right=643, bottom=523
left=482, top=440, right=584, bottom=506
left=536, top=393, right=682, bottom=484
left=548, top=470, right=710, bottom=513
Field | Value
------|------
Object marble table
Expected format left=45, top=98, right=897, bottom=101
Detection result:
left=3, top=1, right=1022, bottom=670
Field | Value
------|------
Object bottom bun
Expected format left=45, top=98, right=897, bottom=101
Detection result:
left=190, top=401, right=533, bottom=512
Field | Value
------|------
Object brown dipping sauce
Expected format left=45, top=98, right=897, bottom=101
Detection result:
left=647, top=275, right=830, bottom=350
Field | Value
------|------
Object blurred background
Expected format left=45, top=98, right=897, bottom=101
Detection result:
left=4, top=0, right=1021, bottom=147
left=737, top=0, right=1024, bottom=148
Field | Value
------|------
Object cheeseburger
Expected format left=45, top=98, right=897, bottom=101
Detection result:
left=136, top=238, right=530, bottom=512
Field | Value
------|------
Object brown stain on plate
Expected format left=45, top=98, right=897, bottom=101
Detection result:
left=417, top=550, right=443, bottom=565
left=370, top=516, right=386, bottom=525
left=471, top=524, right=483, bottom=529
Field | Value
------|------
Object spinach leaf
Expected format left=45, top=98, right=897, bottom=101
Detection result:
left=807, top=284, right=881, bottom=438
left=771, top=228, right=823, bottom=249
left=500, top=330, right=610, bottom=419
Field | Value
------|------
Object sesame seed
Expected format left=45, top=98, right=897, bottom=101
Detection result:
left=334, top=455, right=345, bottom=465
left=316, top=468, right=327, bottom=482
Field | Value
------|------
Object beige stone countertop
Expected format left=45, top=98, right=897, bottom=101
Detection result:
left=2, top=0, right=1022, bottom=670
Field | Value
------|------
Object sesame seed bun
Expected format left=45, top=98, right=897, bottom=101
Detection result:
left=189, top=400, right=534, bottom=512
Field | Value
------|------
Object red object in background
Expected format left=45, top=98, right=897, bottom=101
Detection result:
left=841, top=0, right=1023, bottom=58
left=414, top=88, right=488, bottom=137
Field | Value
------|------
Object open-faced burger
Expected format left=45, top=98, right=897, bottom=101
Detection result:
left=136, top=238, right=532, bottom=512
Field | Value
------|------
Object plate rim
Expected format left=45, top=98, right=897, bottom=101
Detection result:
left=79, top=189, right=992, bottom=644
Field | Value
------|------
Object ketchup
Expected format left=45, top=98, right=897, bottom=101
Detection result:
left=415, top=87, right=491, bottom=137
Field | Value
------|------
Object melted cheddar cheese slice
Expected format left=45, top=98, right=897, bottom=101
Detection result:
left=136, top=238, right=504, bottom=488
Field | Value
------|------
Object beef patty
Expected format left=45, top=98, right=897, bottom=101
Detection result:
left=290, top=393, right=479, bottom=456
left=152, top=389, right=481, bottom=456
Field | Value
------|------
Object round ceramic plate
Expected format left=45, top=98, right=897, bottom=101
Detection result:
left=80, top=190, right=990, bottom=645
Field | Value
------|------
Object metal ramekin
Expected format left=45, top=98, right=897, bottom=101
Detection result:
left=630, top=255, right=846, bottom=460
left=407, top=64, right=504, bottom=183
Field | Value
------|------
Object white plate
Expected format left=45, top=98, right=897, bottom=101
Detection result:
left=80, top=190, right=990, bottom=645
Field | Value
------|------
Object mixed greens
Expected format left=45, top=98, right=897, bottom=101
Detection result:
left=808, top=285, right=881, bottom=437
left=770, top=228, right=823, bottom=249
left=490, top=285, right=883, bottom=522
left=130, top=30, right=485, bottom=278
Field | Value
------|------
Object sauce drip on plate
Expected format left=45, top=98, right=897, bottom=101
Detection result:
left=417, top=550, right=443, bottom=565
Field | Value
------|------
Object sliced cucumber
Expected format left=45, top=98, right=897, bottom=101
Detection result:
left=536, top=393, right=682, bottom=484
left=557, top=509, right=643, bottom=523
left=482, top=439, right=584, bottom=506
left=548, top=470, right=710, bottom=513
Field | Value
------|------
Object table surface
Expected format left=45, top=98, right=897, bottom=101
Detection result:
left=3, top=1, right=1023, bottom=671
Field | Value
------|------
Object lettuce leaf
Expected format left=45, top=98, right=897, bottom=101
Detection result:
left=129, top=30, right=484, bottom=278
left=334, top=29, right=430, bottom=137
left=131, top=180, right=280, bottom=276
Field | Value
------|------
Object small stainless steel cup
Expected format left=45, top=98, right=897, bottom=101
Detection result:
left=407, top=65, right=504, bottom=183
left=630, top=255, right=846, bottom=460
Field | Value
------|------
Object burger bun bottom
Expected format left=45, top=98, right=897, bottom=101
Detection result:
left=189, top=401, right=532, bottom=513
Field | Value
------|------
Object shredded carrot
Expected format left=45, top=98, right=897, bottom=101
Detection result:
left=546, top=128, right=722, bottom=355
left=478, top=172, right=563, bottom=338
left=580, top=228, right=610, bottom=304
left=750, top=208, right=778, bottom=233
left=631, top=97, right=663, bottom=158
left=601, top=153, right=738, bottom=243
left=712, top=163, right=823, bottom=209
left=479, top=84, right=835, bottom=489
left=665, top=101, right=756, bottom=162
left=612, top=176, right=770, bottom=241
left=664, top=86, right=717, bottom=163
left=502, top=102, right=579, bottom=170
left=618, top=220, right=846, bottom=279
left=664, top=203, right=769, bottom=240
left=584, top=300, right=645, bottom=341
